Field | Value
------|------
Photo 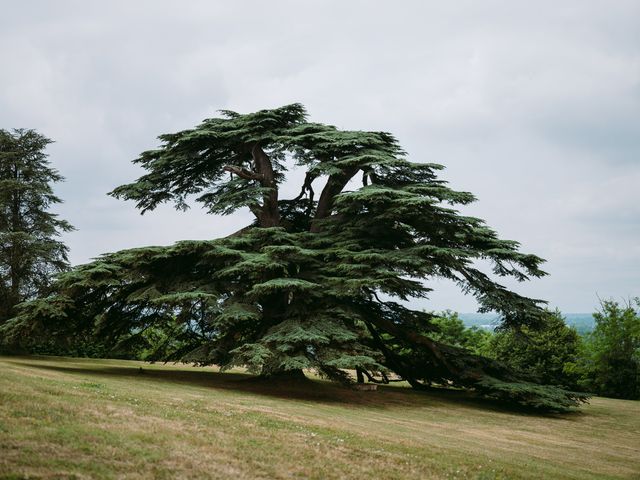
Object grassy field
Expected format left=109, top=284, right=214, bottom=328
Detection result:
left=0, top=356, right=638, bottom=480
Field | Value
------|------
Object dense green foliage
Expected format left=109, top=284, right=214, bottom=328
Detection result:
left=429, top=311, right=492, bottom=356
left=489, top=310, right=581, bottom=389
left=431, top=303, right=639, bottom=399
left=574, top=299, right=640, bottom=399
left=2, top=105, right=589, bottom=411
left=0, top=129, right=73, bottom=325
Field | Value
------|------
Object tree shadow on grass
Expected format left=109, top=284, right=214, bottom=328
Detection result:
left=4, top=356, right=585, bottom=419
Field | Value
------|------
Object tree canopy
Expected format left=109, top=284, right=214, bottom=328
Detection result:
left=2, top=105, right=588, bottom=411
left=0, top=129, right=73, bottom=323
left=489, top=309, right=582, bottom=389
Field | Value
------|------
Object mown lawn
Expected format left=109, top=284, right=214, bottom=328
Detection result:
left=0, top=356, right=638, bottom=479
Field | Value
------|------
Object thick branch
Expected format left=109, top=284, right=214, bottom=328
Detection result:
left=363, top=319, right=427, bottom=390
left=293, top=172, right=316, bottom=202
left=310, top=167, right=359, bottom=233
left=359, top=369, right=392, bottom=384
left=365, top=291, right=470, bottom=381
left=251, top=144, right=280, bottom=227
left=223, top=165, right=264, bottom=181
left=370, top=313, right=471, bottom=378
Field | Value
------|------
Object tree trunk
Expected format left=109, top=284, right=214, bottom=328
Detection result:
left=251, top=144, right=280, bottom=227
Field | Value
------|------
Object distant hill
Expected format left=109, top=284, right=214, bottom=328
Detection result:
left=459, top=313, right=595, bottom=334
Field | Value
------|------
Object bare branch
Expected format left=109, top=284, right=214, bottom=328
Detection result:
left=223, top=165, right=264, bottom=181
left=293, top=172, right=317, bottom=201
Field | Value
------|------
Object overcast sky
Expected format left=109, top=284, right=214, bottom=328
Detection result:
left=1, top=1, right=638, bottom=313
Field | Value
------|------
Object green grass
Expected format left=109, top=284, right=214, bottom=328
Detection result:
left=0, top=356, right=638, bottom=479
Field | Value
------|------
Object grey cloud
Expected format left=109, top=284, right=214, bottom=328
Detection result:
left=0, top=0, right=638, bottom=312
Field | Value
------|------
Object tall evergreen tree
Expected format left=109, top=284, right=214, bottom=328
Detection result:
left=3, top=106, right=587, bottom=410
left=0, top=129, right=74, bottom=323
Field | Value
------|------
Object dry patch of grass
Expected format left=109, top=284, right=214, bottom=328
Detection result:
left=0, top=356, right=638, bottom=479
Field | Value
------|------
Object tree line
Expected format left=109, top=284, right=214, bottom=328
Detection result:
left=0, top=106, right=636, bottom=410
left=430, top=302, right=640, bottom=400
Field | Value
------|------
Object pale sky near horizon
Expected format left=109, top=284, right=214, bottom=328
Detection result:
left=1, top=1, right=638, bottom=313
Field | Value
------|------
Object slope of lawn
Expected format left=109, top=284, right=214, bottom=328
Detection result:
left=0, top=356, right=638, bottom=479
